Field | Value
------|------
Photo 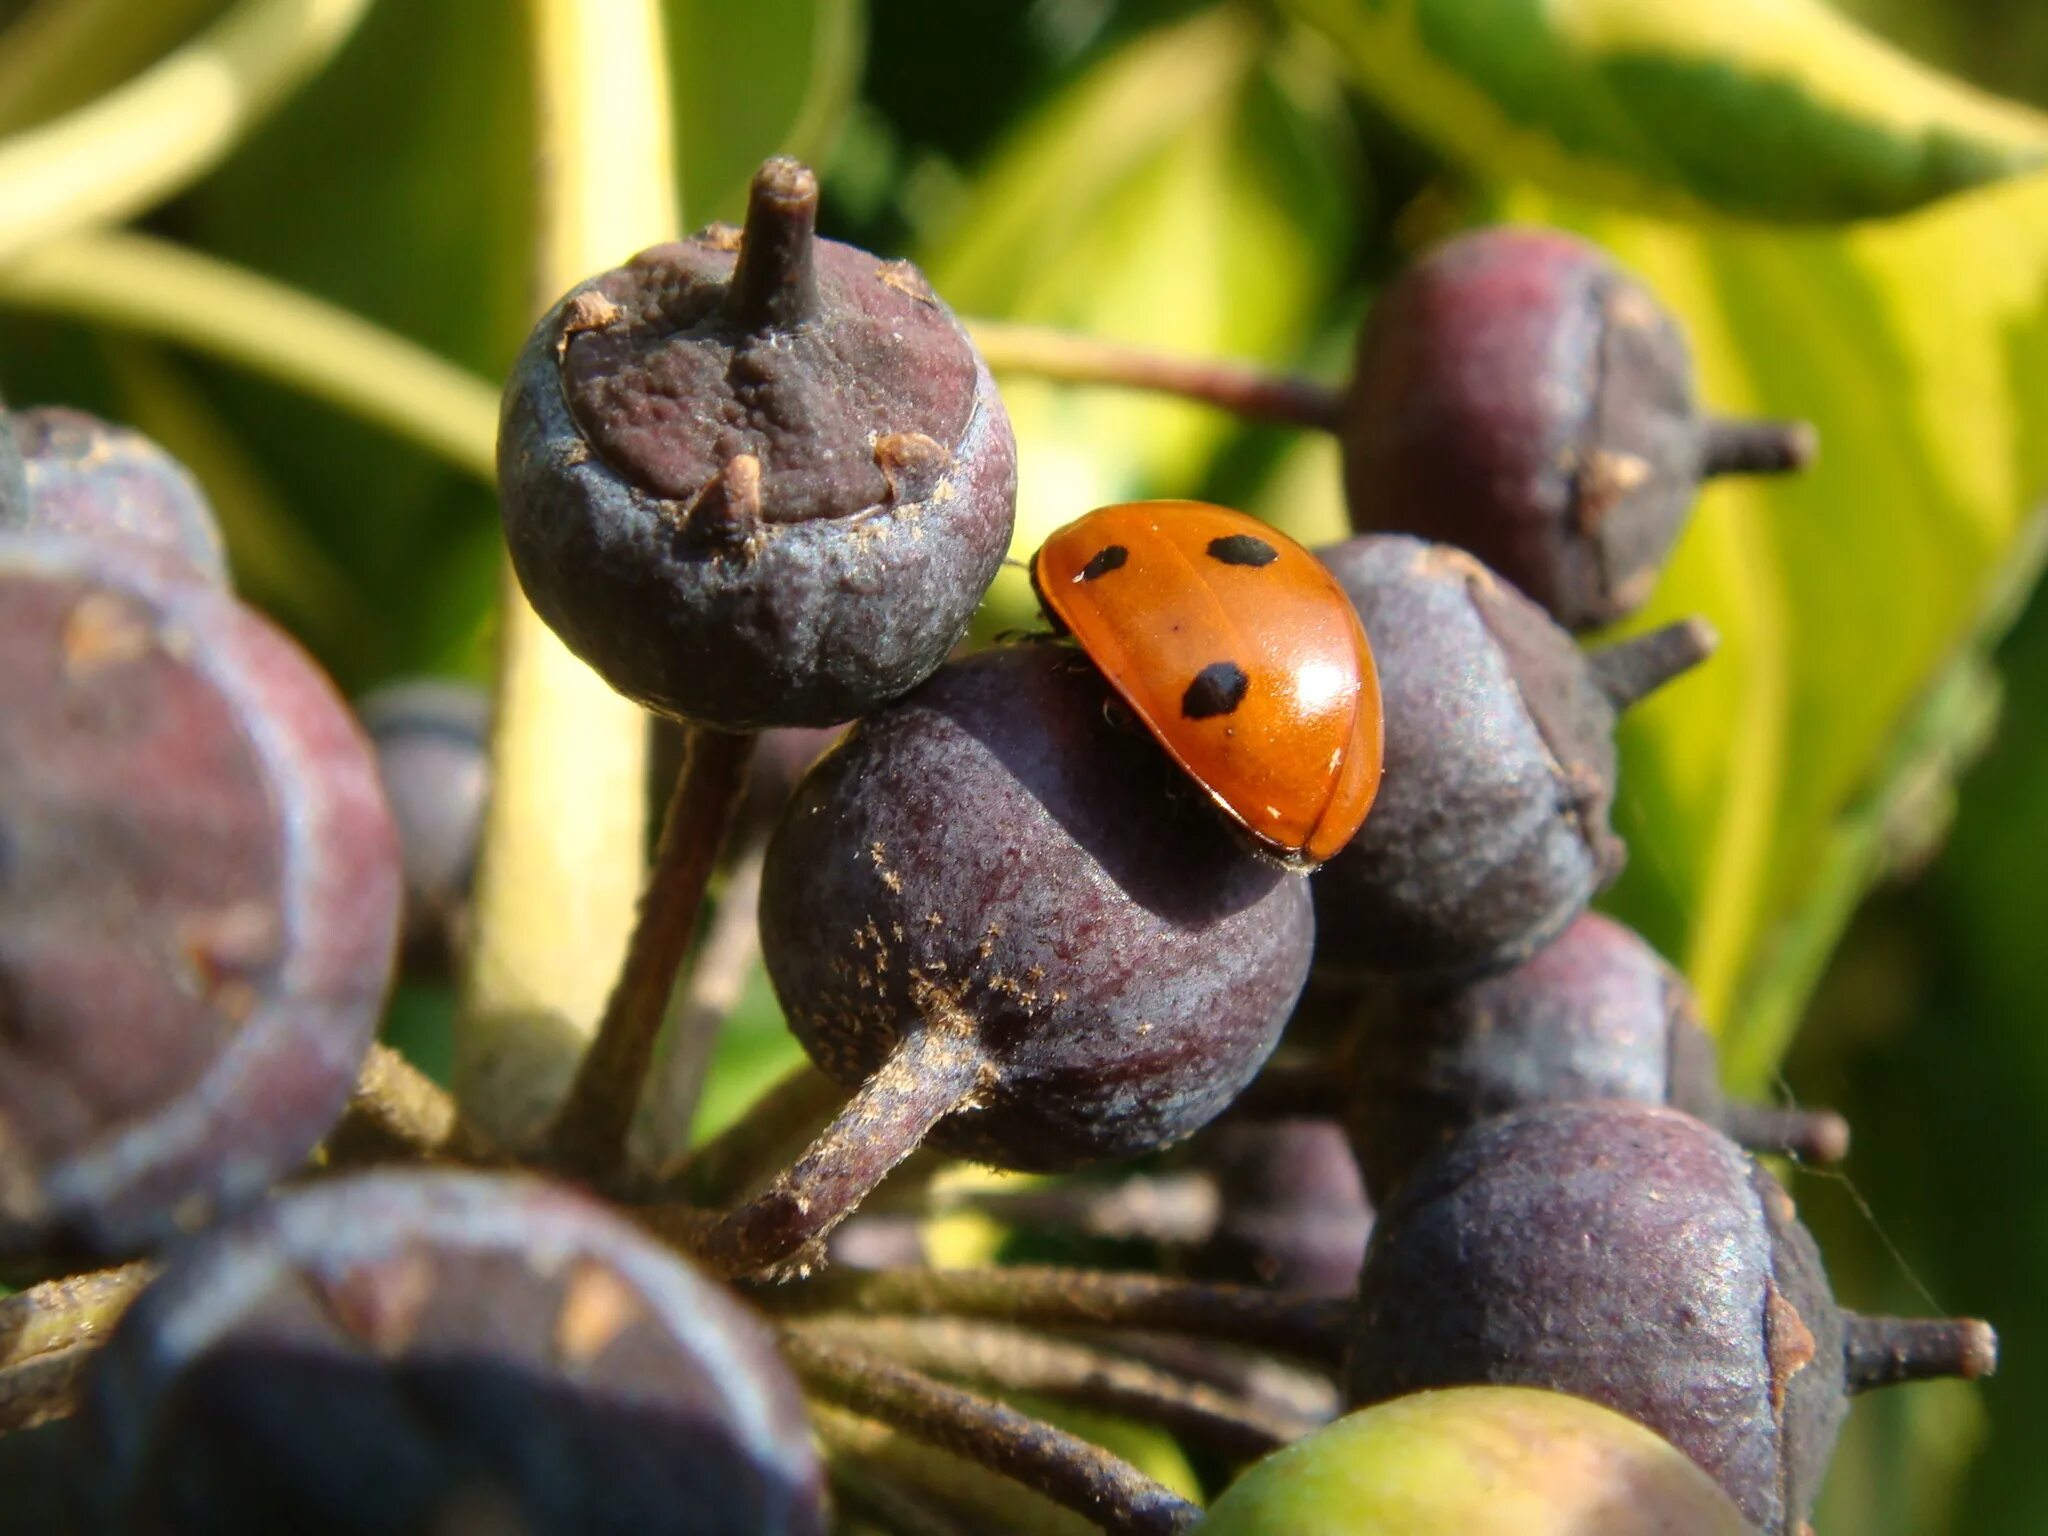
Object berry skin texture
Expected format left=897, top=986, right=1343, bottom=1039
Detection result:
left=498, top=158, right=1016, bottom=729
left=72, top=1171, right=827, bottom=1536
left=1195, top=1386, right=1757, bottom=1535
left=1341, top=227, right=1811, bottom=632
left=0, top=533, right=400, bottom=1261
left=1032, top=500, right=1383, bottom=870
left=759, top=643, right=1314, bottom=1171
left=1344, top=1102, right=1996, bottom=1534
left=1345, top=911, right=1850, bottom=1204
left=5, top=407, right=227, bottom=584
left=1311, top=535, right=1713, bottom=982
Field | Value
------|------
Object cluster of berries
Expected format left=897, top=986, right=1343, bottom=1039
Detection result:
left=0, top=157, right=1992, bottom=1536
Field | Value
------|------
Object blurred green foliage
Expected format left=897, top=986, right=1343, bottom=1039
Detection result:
left=0, top=0, right=2043, bottom=1528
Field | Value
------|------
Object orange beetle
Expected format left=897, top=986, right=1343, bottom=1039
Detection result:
left=1032, top=499, right=1383, bottom=869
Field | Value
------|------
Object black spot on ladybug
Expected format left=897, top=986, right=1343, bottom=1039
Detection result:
left=1077, top=545, right=1129, bottom=582
left=1206, top=534, right=1279, bottom=568
left=1182, top=661, right=1250, bottom=719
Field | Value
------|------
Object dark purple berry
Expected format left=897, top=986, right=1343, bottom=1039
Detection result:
left=1341, top=227, right=1814, bottom=632
left=498, top=157, right=1016, bottom=729
left=1345, top=911, right=1850, bottom=1203
left=1312, top=535, right=1715, bottom=983
left=761, top=642, right=1311, bottom=1166
left=357, top=679, right=489, bottom=972
left=72, top=1170, right=827, bottom=1535
left=0, top=533, right=401, bottom=1261
left=6, top=407, right=227, bottom=585
left=1345, top=1102, right=1996, bottom=1534
left=1178, top=1118, right=1371, bottom=1296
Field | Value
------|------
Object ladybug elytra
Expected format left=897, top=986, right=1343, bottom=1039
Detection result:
left=1031, top=500, right=1383, bottom=869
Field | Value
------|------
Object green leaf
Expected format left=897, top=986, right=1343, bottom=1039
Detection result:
left=666, top=0, right=865, bottom=224
left=919, top=6, right=1360, bottom=631
left=1279, top=0, right=2048, bottom=221
left=149, top=0, right=860, bottom=683
left=1485, top=175, right=2048, bottom=1083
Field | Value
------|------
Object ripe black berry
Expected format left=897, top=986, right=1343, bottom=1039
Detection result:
left=1341, top=227, right=1814, bottom=631
left=0, top=533, right=400, bottom=1261
left=695, top=645, right=1312, bottom=1275
left=357, top=678, right=490, bottom=973
left=762, top=643, right=1312, bottom=1172
left=1345, top=911, right=1849, bottom=1203
left=1345, top=1102, right=1996, bottom=1533
left=1177, top=1119, right=1372, bottom=1296
left=71, top=1171, right=827, bottom=1535
left=6, top=407, right=227, bottom=585
left=1312, top=535, right=1714, bottom=982
left=498, top=157, right=1016, bottom=729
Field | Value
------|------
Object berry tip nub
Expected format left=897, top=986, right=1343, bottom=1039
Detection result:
left=1586, top=616, right=1719, bottom=711
left=1843, top=1314, right=1999, bottom=1394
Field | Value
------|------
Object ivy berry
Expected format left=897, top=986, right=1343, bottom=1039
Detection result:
left=498, top=157, right=1016, bottom=729
left=1341, top=227, right=1815, bottom=631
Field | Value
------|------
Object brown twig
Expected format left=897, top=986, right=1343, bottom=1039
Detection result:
left=0, top=1349, right=93, bottom=1434
left=631, top=832, right=770, bottom=1171
left=644, top=1010, right=985, bottom=1278
left=783, top=1332, right=1200, bottom=1536
left=787, top=1314, right=1313, bottom=1460
left=324, top=1042, right=468, bottom=1165
left=1054, top=1328, right=1341, bottom=1428
left=966, top=318, right=1345, bottom=434
left=546, top=726, right=755, bottom=1179
left=649, top=1062, right=848, bottom=1207
left=0, top=1263, right=151, bottom=1367
left=0, top=1262, right=152, bottom=1432
left=808, top=1400, right=1094, bottom=1536
left=758, top=1265, right=1348, bottom=1368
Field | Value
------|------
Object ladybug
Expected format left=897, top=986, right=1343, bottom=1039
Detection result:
left=1032, top=499, right=1383, bottom=870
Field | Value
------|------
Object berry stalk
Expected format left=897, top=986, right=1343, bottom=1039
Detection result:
left=325, top=1042, right=467, bottom=1165
left=781, top=1331, right=1202, bottom=1536
left=762, top=1265, right=1350, bottom=1367
left=0, top=1262, right=152, bottom=1432
left=661, top=1008, right=987, bottom=1277
left=547, top=726, right=755, bottom=1179
left=809, top=1398, right=1095, bottom=1536
left=789, top=1313, right=1314, bottom=1460
left=633, top=832, right=770, bottom=1170
left=967, top=318, right=1346, bottom=432
left=661, top=1063, right=850, bottom=1207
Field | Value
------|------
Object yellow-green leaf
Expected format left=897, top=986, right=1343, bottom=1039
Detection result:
left=666, top=0, right=865, bottom=224
left=1279, top=0, right=2048, bottom=221
left=1486, top=175, right=2048, bottom=1083
left=919, top=6, right=1358, bottom=628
